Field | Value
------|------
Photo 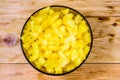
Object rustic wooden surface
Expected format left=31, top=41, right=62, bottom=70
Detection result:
left=0, top=64, right=120, bottom=80
left=0, top=0, right=120, bottom=80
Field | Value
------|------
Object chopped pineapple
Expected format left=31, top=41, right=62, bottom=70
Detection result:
left=61, top=8, right=69, bottom=15
left=74, top=14, right=83, bottom=24
left=73, top=58, right=83, bottom=67
left=34, top=57, right=45, bottom=69
left=63, top=63, right=75, bottom=72
left=83, top=31, right=91, bottom=44
left=55, top=67, right=63, bottom=74
left=52, top=19, right=62, bottom=28
left=61, top=43, right=69, bottom=51
left=70, top=49, right=78, bottom=61
left=44, top=50, right=52, bottom=59
left=21, top=6, right=92, bottom=74
left=29, top=43, right=40, bottom=62
left=84, top=46, right=90, bottom=55
left=46, top=68, right=54, bottom=74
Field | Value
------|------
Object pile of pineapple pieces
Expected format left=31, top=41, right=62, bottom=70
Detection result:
left=21, top=7, right=91, bottom=74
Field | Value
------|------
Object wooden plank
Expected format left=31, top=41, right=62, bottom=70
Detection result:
left=86, top=17, right=120, bottom=63
left=0, top=17, right=120, bottom=63
left=0, top=63, right=120, bottom=80
left=0, top=0, right=120, bottom=17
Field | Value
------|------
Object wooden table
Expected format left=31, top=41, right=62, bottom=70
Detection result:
left=0, top=0, right=120, bottom=80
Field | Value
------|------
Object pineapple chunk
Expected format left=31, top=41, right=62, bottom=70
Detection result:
left=79, top=20, right=88, bottom=33
left=61, top=43, right=69, bottom=51
left=29, top=43, right=39, bottom=62
left=61, top=8, right=69, bottom=15
left=47, top=45, right=59, bottom=51
left=34, top=61, right=42, bottom=69
left=32, top=43, right=39, bottom=55
left=49, top=12, right=60, bottom=25
left=38, top=57, right=45, bottom=65
left=63, top=63, right=75, bottom=72
left=34, top=57, right=45, bottom=69
left=53, top=27, right=63, bottom=38
left=78, top=49, right=86, bottom=60
left=84, top=46, right=90, bottom=55
left=83, top=31, right=91, bottom=44
left=58, top=51, right=70, bottom=67
left=52, top=19, right=62, bottom=28
left=44, top=50, right=52, bottom=59
left=21, top=33, right=32, bottom=43
left=70, top=49, right=78, bottom=61
left=73, top=58, right=83, bottom=67
left=74, top=14, right=83, bottom=24
left=27, top=47, right=33, bottom=56
left=55, top=67, right=63, bottom=74
left=46, top=68, right=54, bottom=74
left=29, top=54, right=38, bottom=62
left=39, top=7, right=50, bottom=14
left=64, top=35, right=76, bottom=43
left=44, top=54, right=59, bottom=69
left=23, top=43, right=31, bottom=50
left=63, top=17, right=75, bottom=27
left=49, top=9, right=54, bottom=15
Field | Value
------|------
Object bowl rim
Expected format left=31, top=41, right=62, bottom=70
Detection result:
left=20, top=5, right=93, bottom=76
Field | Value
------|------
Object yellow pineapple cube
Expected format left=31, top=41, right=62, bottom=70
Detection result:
left=74, top=14, right=82, bottom=24
left=55, top=67, right=63, bottom=74
left=73, top=58, right=82, bottom=67
left=23, top=43, right=30, bottom=50
left=49, top=9, right=54, bottom=15
left=47, top=45, right=59, bottom=51
left=39, top=7, right=50, bottom=14
left=53, top=27, right=63, bottom=38
left=83, top=31, right=91, bottom=44
left=61, top=8, right=69, bottom=15
left=78, top=49, right=86, bottom=60
left=34, top=57, right=45, bottom=69
left=46, top=68, right=54, bottom=74
left=64, top=35, right=76, bottom=43
left=84, top=46, right=90, bottom=55
left=49, top=12, right=60, bottom=24
left=58, top=51, right=70, bottom=67
left=61, top=43, right=69, bottom=51
left=34, top=61, right=42, bottom=69
left=52, top=19, right=62, bottom=28
left=74, top=40, right=84, bottom=49
left=70, top=49, right=78, bottom=61
left=29, top=43, right=39, bottom=62
left=29, top=54, right=38, bottom=62
left=63, top=63, right=75, bottom=72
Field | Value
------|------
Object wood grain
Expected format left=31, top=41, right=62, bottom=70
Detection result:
left=0, top=63, right=120, bottom=80
left=0, top=0, right=120, bottom=17
left=0, top=0, right=120, bottom=80
left=0, top=17, right=120, bottom=63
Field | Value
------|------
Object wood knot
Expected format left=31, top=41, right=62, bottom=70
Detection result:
left=98, top=17, right=110, bottom=21
left=109, top=38, right=113, bottom=43
left=107, top=33, right=115, bottom=43
left=3, top=34, right=19, bottom=47
left=112, top=22, right=117, bottom=27
left=107, top=33, right=115, bottom=37
left=32, top=1, right=35, bottom=5
left=106, top=6, right=114, bottom=9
